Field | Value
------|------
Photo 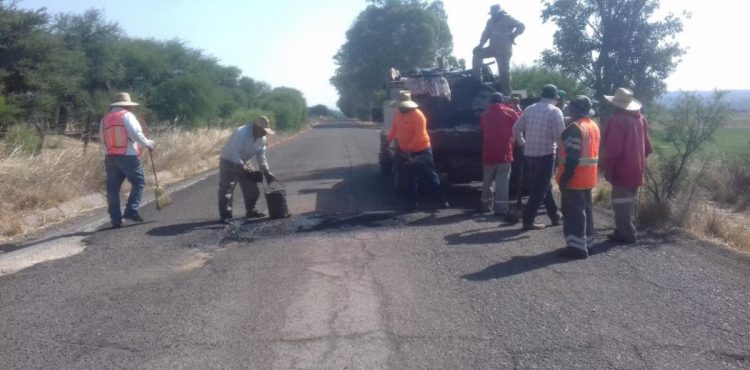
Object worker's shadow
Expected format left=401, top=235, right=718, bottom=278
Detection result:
left=462, top=237, right=644, bottom=281
left=462, top=249, right=568, bottom=281
left=444, top=226, right=528, bottom=246
left=147, top=220, right=224, bottom=237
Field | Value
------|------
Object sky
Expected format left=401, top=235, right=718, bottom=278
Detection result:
left=18, top=0, right=750, bottom=108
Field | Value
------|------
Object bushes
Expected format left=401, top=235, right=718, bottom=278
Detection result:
left=2, top=125, right=42, bottom=155
left=644, top=91, right=731, bottom=203
left=261, top=87, right=307, bottom=132
left=229, top=108, right=274, bottom=128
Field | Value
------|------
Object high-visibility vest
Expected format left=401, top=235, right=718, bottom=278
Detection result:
left=556, top=117, right=600, bottom=190
left=102, top=110, right=129, bottom=155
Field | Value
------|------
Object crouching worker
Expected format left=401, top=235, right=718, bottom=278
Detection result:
left=100, top=92, right=155, bottom=228
left=556, top=96, right=600, bottom=259
left=218, top=116, right=277, bottom=224
left=387, top=91, right=449, bottom=212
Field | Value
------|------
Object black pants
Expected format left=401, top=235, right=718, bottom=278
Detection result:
left=218, top=159, right=260, bottom=220
left=522, top=154, right=559, bottom=225
left=395, top=148, right=445, bottom=208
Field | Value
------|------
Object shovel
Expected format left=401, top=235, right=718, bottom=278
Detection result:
left=141, top=116, right=171, bottom=210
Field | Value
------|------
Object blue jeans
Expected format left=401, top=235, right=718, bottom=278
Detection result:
left=105, top=155, right=146, bottom=225
left=396, top=148, right=445, bottom=208
left=522, top=154, right=560, bottom=225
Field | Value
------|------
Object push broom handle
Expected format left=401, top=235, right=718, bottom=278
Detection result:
left=148, top=149, right=159, bottom=188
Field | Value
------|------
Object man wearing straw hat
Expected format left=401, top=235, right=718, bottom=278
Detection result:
left=601, top=88, right=653, bottom=244
left=218, top=116, right=277, bottom=224
left=100, top=92, right=155, bottom=228
left=387, top=90, right=449, bottom=212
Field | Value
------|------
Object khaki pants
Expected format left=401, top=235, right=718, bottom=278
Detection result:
left=481, top=163, right=512, bottom=214
left=218, top=159, right=260, bottom=220
left=611, top=185, right=638, bottom=241
left=472, top=46, right=512, bottom=95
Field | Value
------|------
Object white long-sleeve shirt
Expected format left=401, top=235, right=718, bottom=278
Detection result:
left=99, top=107, right=154, bottom=155
left=219, top=125, right=269, bottom=171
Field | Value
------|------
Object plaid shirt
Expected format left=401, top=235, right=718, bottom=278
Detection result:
left=512, top=98, right=565, bottom=157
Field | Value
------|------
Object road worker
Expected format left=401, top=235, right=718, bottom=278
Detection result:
left=473, top=4, right=525, bottom=94
left=556, top=96, right=600, bottom=259
left=100, top=92, right=155, bottom=228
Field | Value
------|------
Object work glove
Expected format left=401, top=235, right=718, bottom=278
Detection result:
left=263, top=171, right=278, bottom=183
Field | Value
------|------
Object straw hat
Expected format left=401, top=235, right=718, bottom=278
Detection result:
left=391, top=90, right=419, bottom=109
left=604, top=88, right=642, bottom=111
left=110, top=92, right=140, bottom=107
left=254, top=115, right=275, bottom=135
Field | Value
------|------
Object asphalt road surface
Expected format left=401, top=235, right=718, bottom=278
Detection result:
left=1, top=120, right=749, bottom=369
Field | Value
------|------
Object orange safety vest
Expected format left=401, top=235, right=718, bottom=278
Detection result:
left=556, top=117, right=600, bottom=190
left=102, top=110, right=129, bottom=155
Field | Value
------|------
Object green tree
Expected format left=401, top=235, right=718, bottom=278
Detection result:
left=331, top=0, right=453, bottom=117
left=645, top=91, right=732, bottom=203
left=540, top=0, right=685, bottom=104
left=261, top=87, right=307, bottom=131
left=511, top=65, right=589, bottom=97
left=308, top=104, right=332, bottom=117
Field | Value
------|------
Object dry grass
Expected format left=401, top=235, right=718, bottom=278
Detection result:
left=0, top=128, right=231, bottom=238
left=679, top=203, right=750, bottom=254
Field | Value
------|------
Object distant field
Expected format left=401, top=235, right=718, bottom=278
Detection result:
left=728, top=112, right=750, bottom=129
left=652, top=128, right=750, bottom=158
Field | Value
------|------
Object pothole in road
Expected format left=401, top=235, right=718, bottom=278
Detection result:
left=222, top=211, right=407, bottom=244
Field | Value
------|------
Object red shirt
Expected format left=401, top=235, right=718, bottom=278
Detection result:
left=480, top=103, right=519, bottom=164
left=602, top=110, right=653, bottom=189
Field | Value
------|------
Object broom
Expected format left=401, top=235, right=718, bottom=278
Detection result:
left=141, top=116, right=171, bottom=210
left=148, top=149, right=171, bottom=210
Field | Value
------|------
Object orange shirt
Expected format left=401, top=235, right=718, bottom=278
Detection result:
left=386, top=109, right=431, bottom=153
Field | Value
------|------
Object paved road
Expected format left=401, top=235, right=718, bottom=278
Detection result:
left=1, top=120, right=749, bottom=369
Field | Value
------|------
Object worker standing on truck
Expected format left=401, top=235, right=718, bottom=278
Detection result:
left=556, top=96, right=600, bottom=259
left=387, top=91, right=450, bottom=212
left=480, top=92, right=519, bottom=219
left=473, top=4, right=525, bottom=95
left=100, top=92, right=155, bottom=229
left=512, top=84, right=565, bottom=230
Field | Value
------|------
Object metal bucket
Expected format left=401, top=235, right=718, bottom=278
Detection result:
left=265, top=188, right=290, bottom=219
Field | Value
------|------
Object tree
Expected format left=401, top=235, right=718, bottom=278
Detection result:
left=511, top=65, right=590, bottom=97
left=645, top=91, right=731, bottom=203
left=331, top=0, right=453, bottom=117
left=261, top=87, right=307, bottom=131
left=540, top=0, right=685, bottom=104
left=308, top=104, right=332, bottom=117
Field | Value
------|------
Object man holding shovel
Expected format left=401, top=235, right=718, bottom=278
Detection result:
left=100, top=92, right=155, bottom=228
left=218, top=116, right=277, bottom=224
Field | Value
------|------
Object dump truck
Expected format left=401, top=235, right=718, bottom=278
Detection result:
left=378, top=67, right=496, bottom=184
left=377, top=65, right=539, bottom=199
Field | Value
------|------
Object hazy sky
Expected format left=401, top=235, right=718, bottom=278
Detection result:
left=19, top=0, right=749, bottom=107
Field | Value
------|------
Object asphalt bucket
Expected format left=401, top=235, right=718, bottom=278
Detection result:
left=265, top=188, right=290, bottom=219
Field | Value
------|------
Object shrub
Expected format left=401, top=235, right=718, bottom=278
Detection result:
left=229, top=108, right=275, bottom=129
left=645, top=91, right=731, bottom=203
left=2, top=124, right=42, bottom=155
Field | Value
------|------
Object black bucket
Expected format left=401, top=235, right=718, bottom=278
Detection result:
left=265, top=188, right=290, bottom=219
